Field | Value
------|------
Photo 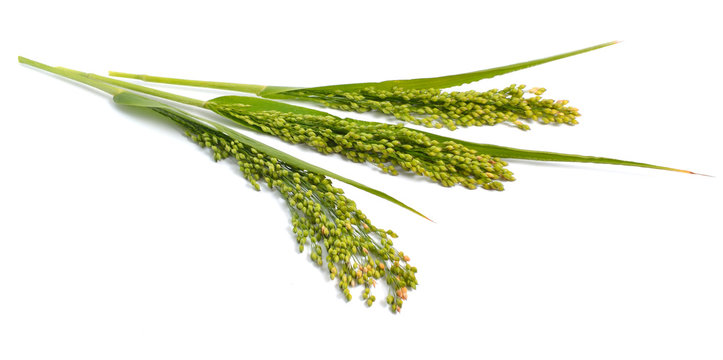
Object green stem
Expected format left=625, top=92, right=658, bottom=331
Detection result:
left=108, top=71, right=267, bottom=95
left=19, top=57, right=124, bottom=96
left=19, top=56, right=230, bottom=137
left=78, top=72, right=207, bottom=108
left=22, top=61, right=207, bottom=108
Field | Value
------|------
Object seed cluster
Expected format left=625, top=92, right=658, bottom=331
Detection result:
left=173, top=114, right=417, bottom=312
left=207, top=104, right=515, bottom=190
left=286, top=85, right=580, bottom=131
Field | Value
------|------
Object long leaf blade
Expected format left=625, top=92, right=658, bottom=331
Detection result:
left=261, top=41, right=619, bottom=96
left=418, top=130, right=695, bottom=174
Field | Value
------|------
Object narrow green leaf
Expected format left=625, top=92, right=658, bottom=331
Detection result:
left=261, top=41, right=620, bottom=95
left=418, top=130, right=695, bottom=174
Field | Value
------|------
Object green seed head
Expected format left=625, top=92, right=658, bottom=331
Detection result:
left=181, top=117, right=416, bottom=312
left=286, top=85, right=580, bottom=131
left=206, top=102, right=516, bottom=190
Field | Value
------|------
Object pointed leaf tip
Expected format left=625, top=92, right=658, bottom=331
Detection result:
left=684, top=170, right=713, bottom=177
left=283, top=41, right=621, bottom=93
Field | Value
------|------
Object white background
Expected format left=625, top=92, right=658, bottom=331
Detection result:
left=1, top=1, right=721, bottom=359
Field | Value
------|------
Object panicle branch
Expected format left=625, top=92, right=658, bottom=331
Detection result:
left=206, top=103, right=516, bottom=190
left=174, top=113, right=417, bottom=312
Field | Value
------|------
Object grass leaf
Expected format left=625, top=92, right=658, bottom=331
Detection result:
left=418, top=130, right=694, bottom=174
left=260, top=41, right=619, bottom=96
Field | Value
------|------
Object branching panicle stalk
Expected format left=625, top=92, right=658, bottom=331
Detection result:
left=181, top=122, right=418, bottom=312
left=18, top=47, right=704, bottom=313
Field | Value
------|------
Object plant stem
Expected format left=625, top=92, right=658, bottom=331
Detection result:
left=19, top=57, right=123, bottom=96
left=108, top=71, right=267, bottom=95
left=20, top=59, right=207, bottom=108
left=19, top=57, right=224, bottom=135
left=78, top=72, right=207, bottom=108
